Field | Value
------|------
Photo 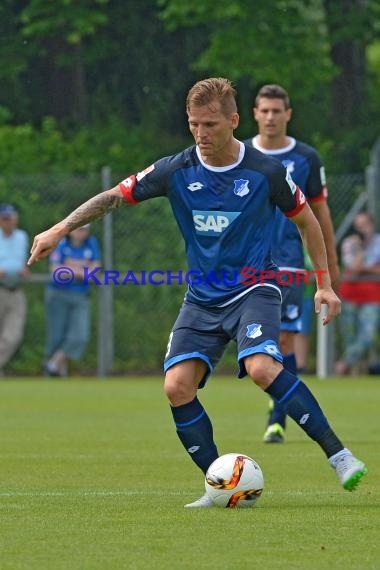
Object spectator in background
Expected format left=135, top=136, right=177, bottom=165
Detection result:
left=0, top=204, right=29, bottom=376
left=335, top=212, right=380, bottom=375
left=44, top=225, right=100, bottom=377
left=294, top=248, right=316, bottom=374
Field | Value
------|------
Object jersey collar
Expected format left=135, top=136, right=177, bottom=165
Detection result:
left=252, top=136, right=296, bottom=155
left=196, top=141, right=245, bottom=172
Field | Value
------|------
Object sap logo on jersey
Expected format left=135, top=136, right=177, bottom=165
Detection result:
left=193, top=210, right=241, bottom=236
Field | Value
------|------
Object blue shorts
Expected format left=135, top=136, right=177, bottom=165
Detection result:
left=164, top=286, right=283, bottom=385
left=279, top=273, right=304, bottom=333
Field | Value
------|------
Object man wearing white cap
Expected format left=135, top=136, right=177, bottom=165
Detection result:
left=0, top=204, right=29, bottom=375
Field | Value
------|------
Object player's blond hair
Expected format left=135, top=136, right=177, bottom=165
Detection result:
left=186, top=78, right=237, bottom=117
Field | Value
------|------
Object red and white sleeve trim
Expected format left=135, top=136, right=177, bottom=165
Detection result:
left=119, top=175, right=139, bottom=205
left=308, top=186, right=328, bottom=203
left=285, top=186, right=307, bottom=218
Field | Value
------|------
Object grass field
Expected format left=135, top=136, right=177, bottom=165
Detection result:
left=0, top=375, right=378, bottom=570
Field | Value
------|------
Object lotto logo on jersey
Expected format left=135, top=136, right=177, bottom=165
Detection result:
left=192, top=210, right=241, bottom=236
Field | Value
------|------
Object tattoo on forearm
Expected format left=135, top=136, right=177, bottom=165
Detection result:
left=64, top=191, right=125, bottom=231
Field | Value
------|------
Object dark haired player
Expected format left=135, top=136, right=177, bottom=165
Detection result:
left=245, top=84, right=339, bottom=443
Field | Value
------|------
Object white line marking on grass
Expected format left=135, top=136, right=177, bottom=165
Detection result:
left=0, top=489, right=186, bottom=498
left=0, top=489, right=339, bottom=499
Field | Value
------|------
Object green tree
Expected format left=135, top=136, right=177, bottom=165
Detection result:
left=157, top=0, right=336, bottom=160
left=1, top=0, right=380, bottom=174
left=19, top=0, right=109, bottom=123
left=322, top=0, right=380, bottom=169
left=158, top=1, right=333, bottom=97
left=158, top=0, right=380, bottom=171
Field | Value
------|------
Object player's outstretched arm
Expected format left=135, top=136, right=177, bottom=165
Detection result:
left=292, top=204, right=341, bottom=325
left=28, top=185, right=125, bottom=265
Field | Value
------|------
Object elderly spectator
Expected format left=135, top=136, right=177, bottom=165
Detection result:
left=0, top=204, right=29, bottom=376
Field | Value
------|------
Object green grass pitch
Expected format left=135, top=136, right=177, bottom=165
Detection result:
left=0, top=375, right=378, bottom=570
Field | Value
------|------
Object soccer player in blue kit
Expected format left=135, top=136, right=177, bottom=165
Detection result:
left=28, top=77, right=367, bottom=507
left=245, top=84, right=340, bottom=444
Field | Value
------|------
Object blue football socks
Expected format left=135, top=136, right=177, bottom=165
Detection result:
left=267, top=352, right=297, bottom=429
left=266, top=369, right=343, bottom=457
left=170, top=397, right=218, bottom=473
left=283, top=352, right=298, bottom=375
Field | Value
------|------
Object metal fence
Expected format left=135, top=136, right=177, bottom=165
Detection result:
left=317, top=138, right=380, bottom=377
left=0, top=156, right=374, bottom=376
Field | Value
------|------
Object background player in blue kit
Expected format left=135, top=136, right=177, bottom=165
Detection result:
left=44, top=224, right=100, bottom=377
left=245, top=85, right=339, bottom=443
left=28, top=77, right=367, bottom=507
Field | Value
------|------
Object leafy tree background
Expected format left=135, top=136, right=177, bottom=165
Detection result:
left=0, top=0, right=379, bottom=175
left=0, top=0, right=379, bottom=374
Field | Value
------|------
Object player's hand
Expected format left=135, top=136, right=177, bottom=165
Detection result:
left=314, top=287, right=341, bottom=326
left=28, top=228, right=65, bottom=265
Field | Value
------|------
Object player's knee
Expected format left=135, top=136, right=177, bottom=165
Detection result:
left=245, top=354, right=283, bottom=389
left=164, top=366, right=197, bottom=406
left=164, top=358, right=207, bottom=405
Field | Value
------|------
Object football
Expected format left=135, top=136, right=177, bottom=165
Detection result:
left=205, top=453, right=264, bottom=508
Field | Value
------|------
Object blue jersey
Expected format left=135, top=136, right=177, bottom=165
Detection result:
left=244, top=136, right=327, bottom=270
left=119, top=141, right=305, bottom=307
left=49, top=235, right=101, bottom=294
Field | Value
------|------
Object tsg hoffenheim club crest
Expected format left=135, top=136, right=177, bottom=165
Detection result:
left=286, top=304, right=299, bottom=320
left=282, top=159, right=295, bottom=173
left=246, top=323, right=262, bottom=339
left=233, top=179, right=250, bottom=197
